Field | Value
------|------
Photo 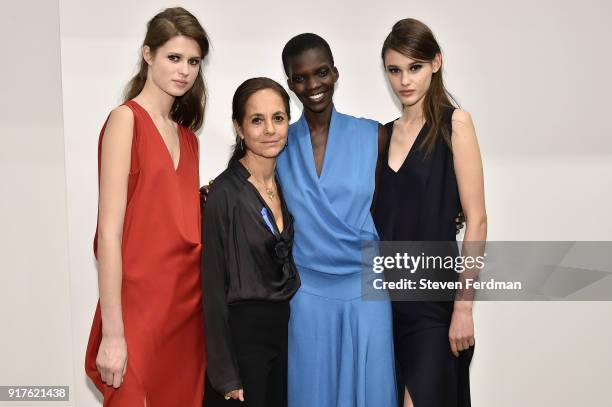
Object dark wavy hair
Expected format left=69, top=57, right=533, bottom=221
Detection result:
left=382, top=18, right=458, bottom=155
left=228, top=77, right=291, bottom=165
left=123, top=7, right=210, bottom=131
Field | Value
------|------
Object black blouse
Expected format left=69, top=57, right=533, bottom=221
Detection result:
left=201, top=160, right=300, bottom=395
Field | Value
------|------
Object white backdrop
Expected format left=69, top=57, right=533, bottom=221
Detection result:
left=0, top=1, right=74, bottom=407
left=2, top=0, right=611, bottom=406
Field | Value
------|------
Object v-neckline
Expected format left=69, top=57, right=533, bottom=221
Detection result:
left=131, top=100, right=182, bottom=172
left=238, top=161, right=287, bottom=236
left=263, top=194, right=286, bottom=236
left=387, top=120, right=427, bottom=174
left=301, top=107, right=336, bottom=181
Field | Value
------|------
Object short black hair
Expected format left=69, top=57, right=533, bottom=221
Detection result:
left=281, top=33, right=335, bottom=76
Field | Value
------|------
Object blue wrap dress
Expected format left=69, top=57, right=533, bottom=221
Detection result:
left=276, top=107, right=397, bottom=407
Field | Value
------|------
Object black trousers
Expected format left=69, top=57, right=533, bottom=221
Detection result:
left=204, top=301, right=289, bottom=407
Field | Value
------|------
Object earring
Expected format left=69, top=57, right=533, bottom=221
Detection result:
left=239, top=137, right=244, bottom=150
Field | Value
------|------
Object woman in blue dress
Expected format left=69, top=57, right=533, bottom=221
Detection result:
left=276, top=33, right=397, bottom=407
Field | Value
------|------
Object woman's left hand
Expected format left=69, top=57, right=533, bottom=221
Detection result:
left=448, top=304, right=475, bottom=357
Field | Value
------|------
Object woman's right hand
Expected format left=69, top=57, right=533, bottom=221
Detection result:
left=96, top=334, right=128, bottom=388
left=224, top=388, right=244, bottom=402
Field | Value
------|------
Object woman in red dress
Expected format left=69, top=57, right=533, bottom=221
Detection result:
left=84, top=7, right=209, bottom=406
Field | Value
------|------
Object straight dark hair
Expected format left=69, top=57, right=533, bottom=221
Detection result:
left=123, top=7, right=210, bottom=131
left=228, top=77, right=291, bottom=165
left=382, top=18, right=458, bottom=155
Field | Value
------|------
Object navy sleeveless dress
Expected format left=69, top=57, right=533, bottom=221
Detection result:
left=373, top=106, right=474, bottom=407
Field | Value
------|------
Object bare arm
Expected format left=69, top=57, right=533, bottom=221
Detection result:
left=95, top=105, right=134, bottom=387
left=453, top=109, right=487, bottom=245
left=449, top=109, right=487, bottom=356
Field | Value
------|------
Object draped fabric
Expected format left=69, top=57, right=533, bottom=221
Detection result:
left=85, top=101, right=205, bottom=406
left=276, top=107, right=397, bottom=407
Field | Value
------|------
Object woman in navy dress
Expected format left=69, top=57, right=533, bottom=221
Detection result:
left=373, top=19, right=487, bottom=407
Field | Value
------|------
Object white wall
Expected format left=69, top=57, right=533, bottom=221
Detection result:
left=0, top=1, right=74, bottom=406
left=1, top=0, right=610, bottom=405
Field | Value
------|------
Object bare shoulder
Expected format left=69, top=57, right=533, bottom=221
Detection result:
left=450, top=108, right=479, bottom=152
left=107, top=105, right=134, bottom=129
left=451, top=108, right=474, bottom=129
left=102, top=105, right=135, bottom=143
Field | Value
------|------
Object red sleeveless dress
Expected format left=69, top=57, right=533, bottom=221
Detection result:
left=85, top=100, right=205, bottom=406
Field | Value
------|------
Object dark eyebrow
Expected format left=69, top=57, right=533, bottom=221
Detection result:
left=249, top=112, right=287, bottom=118
left=167, top=52, right=201, bottom=59
left=292, top=63, right=331, bottom=76
left=312, top=64, right=331, bottom=73
left=386, top=61, right=425, bottom=68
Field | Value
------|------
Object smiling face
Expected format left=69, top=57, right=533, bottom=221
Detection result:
left=143, top=35, right=202, bottom=97
left=383, top=48, right=441, bottom=108
left=236, top=88, right=289, bottom=159
left=286, top=47, right=339, bottom=113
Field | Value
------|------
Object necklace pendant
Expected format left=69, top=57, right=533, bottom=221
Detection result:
left=266, top=188, right=275, bottom=200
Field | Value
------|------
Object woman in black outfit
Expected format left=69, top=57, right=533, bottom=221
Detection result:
left=373, top=19, right=487, bottom=407
left=202, top=77, right=300, bottom=407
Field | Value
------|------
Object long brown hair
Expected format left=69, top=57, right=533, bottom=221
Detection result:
left=228, top=77, right=291, bottom=165
left=382, top=18, right=458, bottom=155
left=123, top=7, right=210, bottom=131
